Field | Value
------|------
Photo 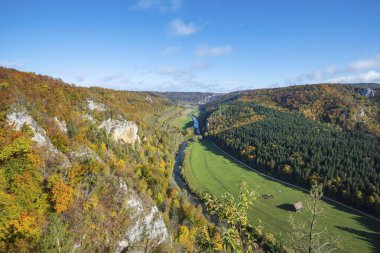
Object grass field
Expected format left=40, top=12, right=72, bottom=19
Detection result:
left=149, top=106, right=192, bottom=131
left=183, top=139, right=380, bottom=253
left=171, top=108, right=193, bottom=131
left=171, top=107, right=199, bottom=132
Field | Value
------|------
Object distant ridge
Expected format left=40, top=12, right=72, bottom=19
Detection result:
left=158, top=91, right=224, bottom=104
left=343, top=83, right=380, bottom=89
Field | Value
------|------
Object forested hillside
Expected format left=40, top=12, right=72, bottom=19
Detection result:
left=159, top=92, right=222, bottom=104
left=0, top=67, right=218, bottom=252
left=233, top=84, right=380, bottom=136
left=202, top=84, right=380, bottom=215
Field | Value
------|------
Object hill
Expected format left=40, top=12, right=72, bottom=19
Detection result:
left=345, top=83, right=380, bottom=89
left=201, top=84, right=380, bottom=216
left=208, top=84, right=380, bottom=136
left=158, top=91, right=223, bottom=104
left=0, top=67, right=215, bottom=252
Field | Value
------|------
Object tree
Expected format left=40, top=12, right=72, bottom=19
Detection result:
left=195, top=226, right=223, bottom=252
left=41, top=214, right=75, bottom=253
left=51, top=181, right=75, bottom=214
left=287, top=183, right=342, bottom=253
left=204, top=181, right=258, bottom=252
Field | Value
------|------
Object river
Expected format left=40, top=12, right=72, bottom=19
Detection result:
left=173, top=115, right=204, bottom=207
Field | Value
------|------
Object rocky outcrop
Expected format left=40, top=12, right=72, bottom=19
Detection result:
left=7, top=110, right=71, bottom=168
left=99, top=118, right=140, bottom=145
left=360, top=107, right=365, bottom=118
left=116, top=182, right=169, bottom=252
left=357, top=88, right=375, bottom=97
left=69, top=145, right=104, bottom=164
left=146, top=96, right=153, bottom=103
left=87, top=99, right=106, bottom=111
left=83, top=113, right=96, bottom=123
left=54, top=116, right=68, bottom=133
left=8, top=111, right=54, bottom=148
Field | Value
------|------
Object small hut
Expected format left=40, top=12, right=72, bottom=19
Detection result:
left=293, top=201, right=303, bottom=212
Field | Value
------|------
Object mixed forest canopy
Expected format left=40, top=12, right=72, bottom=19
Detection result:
left=159, top=92, right=223, bottom=105
left=229, top=84, right=380, bottom=136
left=203, top=84, right=380, bottom=215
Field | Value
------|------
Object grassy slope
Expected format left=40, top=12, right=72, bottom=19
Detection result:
left=183, top=140, right=380, bottom=253
left=171, top=108, right=193, bottom=131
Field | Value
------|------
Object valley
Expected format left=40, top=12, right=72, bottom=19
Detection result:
left=3, top=1, right=380, bottom=252
left=136, top=86, right=380, bottom=252
left=1, top=66, right=379, bottom=252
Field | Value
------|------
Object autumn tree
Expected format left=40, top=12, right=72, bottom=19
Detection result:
left=287, top=183, right=342, bottom=253
left=204, top=181, right=258, bottom=252
left=51, top=181, right=75, bottom=213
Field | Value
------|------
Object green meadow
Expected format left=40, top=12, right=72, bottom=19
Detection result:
left=171, top=107, right=199, bottom=132
left=183, top=139, right=380, bottom=253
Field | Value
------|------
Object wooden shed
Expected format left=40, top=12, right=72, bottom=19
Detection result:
left=293, top=201, right=303, bottom=212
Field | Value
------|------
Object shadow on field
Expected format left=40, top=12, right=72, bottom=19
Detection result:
left=324, top=197, right=380, bottom=252
left=276, top=203, right=294, bottom=212
left=335, top=215, right=380, bottom=253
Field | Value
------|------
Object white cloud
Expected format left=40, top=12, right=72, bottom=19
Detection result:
left=191, top=61, right=211, bottom=70
left=312, top=70, right=323, bottom=81
left=194, top=44, right=233, bottom=57
left=75, top=74, right=88, bottom=83
left=308, top=65, right=338, bottom=81
left=169, top=18, right=197, bottom=36
left=101, top=73, right=124, bottom=82
left=325, top=65, right=338, bottom=74
left=157, top=66, right=187, bottom=77
left=286, top=54, right=380, bottom=84
left=131, top=0, right=181, bottom=11
left=132, top=0, right=158, bottom=9
left=0, top=59, right=24, bottom=68
left=328, top=70, right=380, bottom=83
left=162, top=46, right=181, bottom=56
left=170, top=0, right=181, bottom=10
left=349, top=54, right=380, bottom=70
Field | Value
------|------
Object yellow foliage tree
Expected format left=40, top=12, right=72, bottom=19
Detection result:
left=51, top=181, right=75, bottom=213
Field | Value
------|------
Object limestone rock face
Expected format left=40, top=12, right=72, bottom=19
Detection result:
left=69, top=145, right=104, bottom=164
left=99, top=118, right=139, bottom=144
left=116, top=183, right=169, bottom=252
left=8, top=111, right=54, bottom=148
left=83, top=113, right=96, bottom=123
left=87, top=99, right=106, bottom=111
left=54, top=116, right=68, bottom=133
left=7, top=110, right=71, bottom=167
left=146, top=96, right=153, bottom=103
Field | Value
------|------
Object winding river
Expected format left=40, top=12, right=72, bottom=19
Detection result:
left=173, top=115, right=204, bottom=207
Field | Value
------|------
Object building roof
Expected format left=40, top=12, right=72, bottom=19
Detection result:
left=293, top=201, right=304, bottom=211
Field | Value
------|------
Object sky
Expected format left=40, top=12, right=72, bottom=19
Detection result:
left=1, top=0, right=380, bottom=92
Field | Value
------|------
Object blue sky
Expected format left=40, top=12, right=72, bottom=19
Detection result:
left=1, top=0, right=380, bottom=92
